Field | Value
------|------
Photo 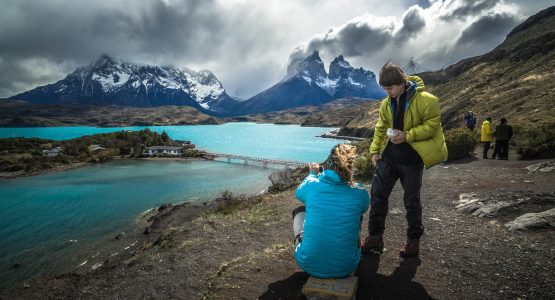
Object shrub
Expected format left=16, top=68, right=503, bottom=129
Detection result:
left=515, top=122, right=555, bottom=159
left=444, top=128, right=478, bottom=161
left=352, top=138, right=375, bottom=182
left=353, top=152, right=374, bottom=182
left=212, top=191, right=245, bottom=215
left=182, top=149, right=202, bottom=157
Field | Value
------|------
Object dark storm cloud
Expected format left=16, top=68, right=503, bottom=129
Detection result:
left=290, top=16, right=396, bottom=72
left=307, top=23, right=393, bottom=58
left=0, top=0, right=224, bottom=63
left=394, top=6, right=426, bottom=42
left=292, top=5, right=426, bottom=69
left=455, top=12, right=520, bottom=48
left=440, top=0, right=500, bottom=21
left=0, top=0, right=230, bottom=97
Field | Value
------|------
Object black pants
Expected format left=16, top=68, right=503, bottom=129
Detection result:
left=482, top=141, right=491, bottom=158
left=368, top=159, right=424, bottom=240
left=492, top=140, right=509, bottom=159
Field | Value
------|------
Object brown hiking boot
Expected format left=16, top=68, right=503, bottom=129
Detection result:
left=360, top=235, right=384, bottom=254
left=400, top=239, right=420, bottom=258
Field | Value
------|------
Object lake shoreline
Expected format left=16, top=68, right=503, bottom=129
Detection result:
left=0, top=156, right=212, bottom=180
left=4, top=158, right=554, bottom=299
left=0, top=157, right=279, bottom=290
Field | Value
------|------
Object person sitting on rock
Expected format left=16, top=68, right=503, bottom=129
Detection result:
left=292, top=144, right=369, bottom=278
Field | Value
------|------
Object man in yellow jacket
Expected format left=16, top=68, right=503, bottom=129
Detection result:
left=480, top=117, right=493, bottom=159
left=361, top=63, right=447, bottom=258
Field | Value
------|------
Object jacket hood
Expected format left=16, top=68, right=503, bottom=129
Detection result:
left=407, top=75, right=425, bottom=93
left=319, top=170, right=345, bottom=185
left=385, top=75, right=425, bottom=104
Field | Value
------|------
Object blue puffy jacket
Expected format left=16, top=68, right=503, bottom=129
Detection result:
left=294, top=170, right=370, bottom=278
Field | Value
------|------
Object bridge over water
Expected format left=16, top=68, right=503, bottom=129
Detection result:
left=205, top=152, right=306, bottom=170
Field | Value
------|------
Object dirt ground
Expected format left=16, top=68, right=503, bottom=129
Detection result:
left=2, top=151, right=554, bottom=299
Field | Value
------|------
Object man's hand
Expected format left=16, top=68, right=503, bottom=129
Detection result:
left=371, top=154, right=379, bottom=167
left=308, top=162, right=320, bottom=174
left=390, top=129, right=406, bottom=144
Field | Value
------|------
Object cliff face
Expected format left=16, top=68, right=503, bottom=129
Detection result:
left=339, top=6, right=555, bottom=137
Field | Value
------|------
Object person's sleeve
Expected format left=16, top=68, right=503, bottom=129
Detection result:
left=405, top=95, right=442, bottom=143
left=360, top=190, right=370, bottom=213
left=295, top=172, right=318, bottom=203
left=369, top=100, right=388, bottom=155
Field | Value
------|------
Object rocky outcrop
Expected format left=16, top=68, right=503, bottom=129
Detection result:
left=456, top=191, right=555, bottom=230
left=269, top=170, right=296, bottom=192
left=526, top=161, right=555, bottom=173
left=505, top=208, right=555, bottom=231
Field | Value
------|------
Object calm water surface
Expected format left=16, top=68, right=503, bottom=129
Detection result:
left=0, top=123, right=348, bottom=287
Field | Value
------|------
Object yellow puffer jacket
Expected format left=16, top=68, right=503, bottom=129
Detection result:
left=369, top=76, right=448, bottom=168
left=480, top=120, right=493, bottom=142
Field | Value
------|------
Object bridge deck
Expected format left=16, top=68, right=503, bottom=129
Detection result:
left=205, top=152, right=306, bottom=169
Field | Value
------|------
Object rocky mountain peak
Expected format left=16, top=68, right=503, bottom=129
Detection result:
left=329, top=55, right=354, bottom=80
left=293, top=51, right=327, bottom=82
left=92, top=54, right=117, bottom=69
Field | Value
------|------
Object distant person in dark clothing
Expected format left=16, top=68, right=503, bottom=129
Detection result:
left=464, top=111, right=476, bottom=131
left=492, top=117, right=513, bottom=160
left=480, top=117, right=493, bottom=159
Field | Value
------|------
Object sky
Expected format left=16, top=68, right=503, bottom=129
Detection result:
left=0, top=0, right=552, bottom=99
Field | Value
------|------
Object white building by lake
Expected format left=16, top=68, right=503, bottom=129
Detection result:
left=144, top=146, right=183, bottom=156
left=42, top=147, right=62, bottom=157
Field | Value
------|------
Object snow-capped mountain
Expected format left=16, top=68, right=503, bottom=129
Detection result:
left=9, top=55, right=238, bottom=115
left=241, top=51, right=385, bottom=114
left=328, top=55, right=385, bottom=99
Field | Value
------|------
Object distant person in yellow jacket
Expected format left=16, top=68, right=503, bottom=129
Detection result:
left=481, top=117, right=493, bottom=159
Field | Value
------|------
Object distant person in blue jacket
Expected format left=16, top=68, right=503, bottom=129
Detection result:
left=464, top=111, right=477, bottom=131
left=292, top=144, right=370, bottom=278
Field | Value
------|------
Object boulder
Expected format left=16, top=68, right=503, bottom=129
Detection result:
left=505, top=208, right=555, bottom=230
left=269, top=170, right=296, bottom=192
left=526, top=161, right=555, bottom=173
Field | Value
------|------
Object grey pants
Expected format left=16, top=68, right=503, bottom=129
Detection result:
left=292, top=206, right=306, bottom=247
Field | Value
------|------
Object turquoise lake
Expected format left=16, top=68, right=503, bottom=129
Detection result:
left=0, top=122, right=345, bottom=162
left=0, top=123, right=347, bottom=287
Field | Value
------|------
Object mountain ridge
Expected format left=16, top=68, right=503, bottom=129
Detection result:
left=9, top=55, right=239, bottom=115
left=240, top=51, right=385, bottom=114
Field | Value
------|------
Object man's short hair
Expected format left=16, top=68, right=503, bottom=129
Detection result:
left=486, top=117, right=492, bottom=122
left=500, top=117, right=507, bottom=123
left=379, top=63, right=407, bottom=87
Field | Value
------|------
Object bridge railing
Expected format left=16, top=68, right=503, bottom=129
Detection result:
left=205, top=152, right=306, bottom=169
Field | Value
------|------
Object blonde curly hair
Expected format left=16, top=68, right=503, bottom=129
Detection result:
left=324, top=144, right=357, bottom=185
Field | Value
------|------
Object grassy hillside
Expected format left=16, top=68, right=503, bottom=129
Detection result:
left=420, top=6, right=555, bottom=131
left=225, top=97, right=380, bottom=127
left=0, top=98, right=378, bottom=128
